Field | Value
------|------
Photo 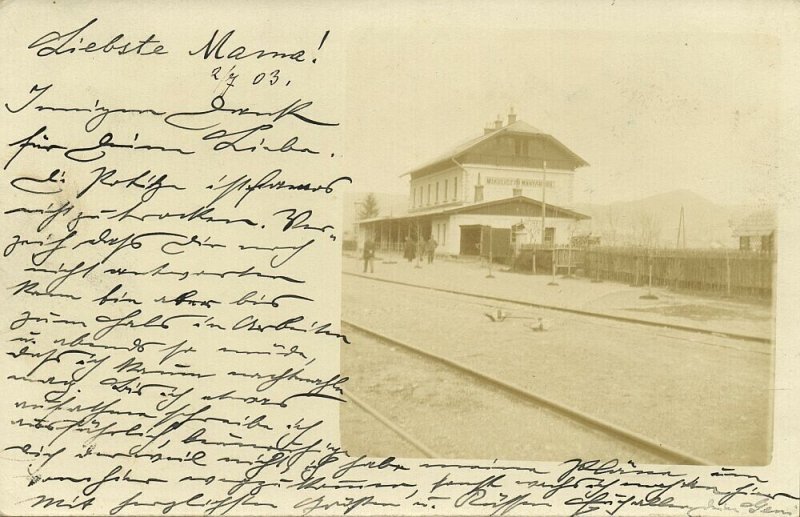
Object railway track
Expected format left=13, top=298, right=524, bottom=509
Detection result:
left=341, top=319, right=714, bottom=465
left=342, top=271, right=770, bottom=344
left=344, top=388, right=440, bottom=457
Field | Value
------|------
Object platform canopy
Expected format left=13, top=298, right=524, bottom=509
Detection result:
left=357, top=195, right=589, bottom=226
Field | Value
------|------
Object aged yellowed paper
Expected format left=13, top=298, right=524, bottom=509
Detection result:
left=0, top=1, right=798, bottom=516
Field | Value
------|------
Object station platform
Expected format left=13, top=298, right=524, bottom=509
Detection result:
left=343, top=251, right=773, bottom=341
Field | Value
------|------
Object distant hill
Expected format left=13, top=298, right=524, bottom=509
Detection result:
left=573, top=189, right=748, bottom=248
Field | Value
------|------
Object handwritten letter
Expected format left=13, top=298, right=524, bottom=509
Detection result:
left=0, top=5, right=351, bottom=514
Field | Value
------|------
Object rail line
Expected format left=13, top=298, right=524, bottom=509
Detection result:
left=341, top=319, right=714, bottom=466
left=344, top=388, right=440, bottom=458
left=343, top=271, right=770, bottom=344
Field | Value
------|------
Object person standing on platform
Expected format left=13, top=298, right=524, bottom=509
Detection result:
left=403, top=236, right=415, bottom=263
left=363, top=237, right=376, bottom=273
left=425, top=236, right=438, bottom=264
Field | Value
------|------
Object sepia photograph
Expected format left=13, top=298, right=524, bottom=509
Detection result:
left=340, top=28, right=776, bottom=466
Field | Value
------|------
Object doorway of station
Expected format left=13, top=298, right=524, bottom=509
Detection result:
left=459, top=225, right=482, bottom=255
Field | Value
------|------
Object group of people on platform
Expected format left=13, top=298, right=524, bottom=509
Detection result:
left=403, top=236, right=438, bottom=264
left=362, top=236, right=438, bottom=273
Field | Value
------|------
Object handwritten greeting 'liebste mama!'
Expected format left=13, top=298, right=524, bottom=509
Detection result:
left=0, top=11, right=798, bottom=517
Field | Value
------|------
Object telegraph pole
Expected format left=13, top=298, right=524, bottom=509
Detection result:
left=486, top=226, right=495, bottom=279
left=676, top=205, right=686, bottom=249
left=541, top=159, right=558, bottom=287
left=540, top=160, right=548, bottom=245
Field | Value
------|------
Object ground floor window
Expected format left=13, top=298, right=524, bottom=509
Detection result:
left=740, top=236, right=750, bottom=251
left=761, top=233, right=773, bottom=252
left=435, top=222, right=446, bottom=246
left=544, top=227, right=555, bottom=245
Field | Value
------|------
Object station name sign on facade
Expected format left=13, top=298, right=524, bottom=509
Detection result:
left=486, top=177, right=555, bottom=188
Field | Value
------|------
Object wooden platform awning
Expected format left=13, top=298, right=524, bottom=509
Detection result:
left=442, top=196, right=590, bottom=220
left=357, top=196, right=589, bottom=229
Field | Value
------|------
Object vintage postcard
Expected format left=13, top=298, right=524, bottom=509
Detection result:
left=0, top=1, right=798, bottom=516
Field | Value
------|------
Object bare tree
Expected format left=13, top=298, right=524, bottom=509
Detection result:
left=634, top=210, right=662, bottom=248
left=602, top=207, right=620, bottom=246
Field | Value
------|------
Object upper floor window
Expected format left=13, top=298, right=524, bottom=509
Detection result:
left=515, top=138, right=529, bottom=156
left=427, top=184, right=431, bottom=205
left=453, top=177, right=458, bottom=200
left=474, top=185, right=484, bottom=202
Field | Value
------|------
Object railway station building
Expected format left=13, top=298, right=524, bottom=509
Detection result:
left=357, top=111, right=591, bottom=258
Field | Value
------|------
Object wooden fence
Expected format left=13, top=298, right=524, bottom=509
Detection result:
left=512, top=246, right=583, bottom=274
left=581, top=247, right=774, bottom=297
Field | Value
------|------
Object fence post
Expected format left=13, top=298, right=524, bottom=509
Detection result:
left=726, top=251, right=731, bottom=296
left=567, top=247, right=573, bottom=278
left=640, top=258, right=658, bottom=300
left=591, top=249, right=602, bottom=283
left=548, top=248, right=559, bottom=286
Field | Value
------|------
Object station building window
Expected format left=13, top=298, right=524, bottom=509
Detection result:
left=435, top=182, right=439, bottom=203
left=761, top=234, right=772, bottom=252
left=453, top=177, right=458, bottom=200
left=474, top=185, right=484, bottom=202
left=427, top=184, right=431, bottom=205
left=444, top=179, right=448, bottom=200
left=739, top=236, right=750, bottom=251
left=514, top=138, right=529, bottom=156
left=544, top=227, right=555, bottom=246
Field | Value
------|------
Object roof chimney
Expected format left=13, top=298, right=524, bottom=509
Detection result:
left=493, top=115, right=503, bottom=129
left=507, top=107, right=517, bottom=125
left=484, top=123, right=494, bottom=135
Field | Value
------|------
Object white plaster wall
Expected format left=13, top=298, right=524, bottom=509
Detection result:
left=430, top=216, right=453, bottom=253
left=462, top=165, right=574, bottom=207
left=447, top=213, right=578, bottom=252
left=409, top=166, right=464, bottom=210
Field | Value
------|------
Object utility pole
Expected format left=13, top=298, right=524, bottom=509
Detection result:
left=486, top=226, right=495, bottom=279
left=541, top=159, right=558, bottom=286
left=676, top=205, right=686, bottom=249
left=415, top=221, right=422, bottom=269
left=540, top=160, right=548, bottom=246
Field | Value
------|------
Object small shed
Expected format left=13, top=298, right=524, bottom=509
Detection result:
left=732, top=209, right=775, bottom=252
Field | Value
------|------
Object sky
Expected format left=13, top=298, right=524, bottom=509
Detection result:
left=343, top=12, right=786, bottom=207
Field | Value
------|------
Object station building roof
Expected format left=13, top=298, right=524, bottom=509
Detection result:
left=732, top=209, right=776, bottom=237
left=400, top=119, right=589, bottom=179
